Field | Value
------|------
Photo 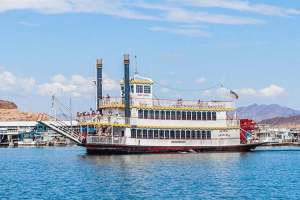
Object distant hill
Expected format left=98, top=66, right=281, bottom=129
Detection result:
left=259, top=115, right=300, bottom=127
left=0, top=100, right=17, bottom=109
left=236, top=104, right=300, bottom=123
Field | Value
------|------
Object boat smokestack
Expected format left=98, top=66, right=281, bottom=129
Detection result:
left=96, top=59, right=102, bottom=112
left=124, top=54, right=130, bottom=124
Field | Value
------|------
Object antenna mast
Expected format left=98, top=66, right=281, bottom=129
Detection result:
left=135, top=55, right=138, bottom=75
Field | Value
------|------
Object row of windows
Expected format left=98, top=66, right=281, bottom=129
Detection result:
left=121, top=85, right=151, bottom=94
left=130, top=129, right=212, bottom=140
left=138, top=110, right=217, bottom=121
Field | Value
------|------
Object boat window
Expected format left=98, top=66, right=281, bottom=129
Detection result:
left=176, top=111, right=181, bottom=120
left=197, top=112, right=201, bottom=120
left=187, top=111, right=191, bottom=120
left=191, top=130, right=196, bottom=139
left=170, top=130, right=175, bottom=139
left=136, top=85, right=143, bottom=93
left=130, top=85, right=134, bottom=93
left=192, top=112, right=196, bottom=120
left=138, top=109, right=143, bottom=119
left=197, top=130, right=201, bottom=139
left=171, top=111, right=176, bottom=120
left=137, top=129, right=142, bottom=138
left=212, top=112, right=216, bottom=121
left=154, top=130, right=159, bottom=138
left=165, top=130, right=169, bottom=139
left=155, top=110, right=159, bottom=119
left=207, top=130, right=211, bottom=139
left=159, top=130, right=164, bottom=139
left=166, top=111, right=170, bottom=120
left=143, top=129, right=147, bottom=138
left=160, top=110, right=165, bottom=120
left=144, top=110, right=148, bottom=119
left=144, top=85, right=151, bottom=93
left=186, top=130, right=191, bottom=139
left=202, top=130, right=206, bottom=139
left=181, top=130, right=185, bottom=139
left=176, top=130, right=180, bottom=139
left=121, top=86, right=125, bottom=95
left=149, top=110, right=154, bottom=119
left=202, top=112, right=207, bottom=121
left=182, top=111, right=186, bottom=120
left=207, top=112, right=212, bottom=120
left=131, top=129, right=136, bottom=138
left=148, top=130, right=153, bottom=138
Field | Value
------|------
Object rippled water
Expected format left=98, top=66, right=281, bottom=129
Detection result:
left=1, top=146, right=300, bottom=199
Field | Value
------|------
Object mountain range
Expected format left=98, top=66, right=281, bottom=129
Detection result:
left=236, top=104, right=300, bottom=124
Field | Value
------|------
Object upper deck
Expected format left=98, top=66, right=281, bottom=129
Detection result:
left=99, top=97, right=236, bottom=111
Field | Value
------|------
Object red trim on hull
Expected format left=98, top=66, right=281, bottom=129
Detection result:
left=83, top=143, right=263, bottom=155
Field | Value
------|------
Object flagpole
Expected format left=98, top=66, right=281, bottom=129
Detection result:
left=221, top=75, right=224, bottom=101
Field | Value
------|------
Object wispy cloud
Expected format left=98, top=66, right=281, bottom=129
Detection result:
left=149, top=27, right=212, bottom=37
left=170, top=0, right=300, bottom=17
left=1, top=0, right=291, bottom=25
left=17, top=21, right=35, bottom=26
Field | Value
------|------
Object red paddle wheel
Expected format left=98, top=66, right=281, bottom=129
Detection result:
left=240, top=119, right=259, bottom=144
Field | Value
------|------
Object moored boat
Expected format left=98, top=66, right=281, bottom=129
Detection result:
left=76, top=55, right=263, bottom=154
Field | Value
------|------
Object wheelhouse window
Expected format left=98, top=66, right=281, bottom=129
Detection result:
left=192, top=112, right=197, bottom=120
left=136, top=85, right=143, bottom=93
left=160, top=111, right=165, bottom=120
left=149, top=110, right=154, bottom=119
left=143, top=129, right=147, bottom=138
left=187, top=111, right=191, bottom=120
left=181, top=130, right=185, bottom=139
left=202, top=112, right=207, bottom=121
left=138, top=109, right=143, bottom=119
left=207, top=112, right=212, bottom=120
left=165, top=130, right=169, bottom=139
left=144, top=85, right=151, bottom=93
left=176, top=111, right=181, bottom=120
left=182, top=111, right=186, bottom=120
left=171, top=111, right=176, bottom=120
left=166, top=111, right=170, bottom=120
left=170, top=130, right=175, bottom=139
left=159, top=130, right=164, bottom=138
left=212, top=112, right=216, bottom=121
left=197, top=130, right=201, bottom=139
left=130, top=85, right=134, bottom=93
left=176, top=130, right=180, bottom=139
left=202, top=130, right=206, bottom=139
left=148, top=130, right=153, bottom=138
left=155, top=110, right=159, bottom=119
left=186, top=130, right=191, bottom=139
left=137, top=129, right=142, bottom=138
left=191, top=130, right=196, bottom=139
left=131, top=129, right=136, bottom=138
left=144, top=110, right=148, bottom=119
left=197, top=112, right=201, bottom=120
left=154, top=130, right=159, bottom=138
left=207, top=130, right=211, bottom=139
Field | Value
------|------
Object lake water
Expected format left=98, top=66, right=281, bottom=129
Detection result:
left=1, top=146, right=300, bottom=199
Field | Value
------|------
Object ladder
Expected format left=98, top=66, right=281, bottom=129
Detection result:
left=37, top=113, right=82, bottom=144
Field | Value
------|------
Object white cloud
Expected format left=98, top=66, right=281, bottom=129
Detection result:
left=170, top=71, right=175, bottom=75
left=195, top=77, right=206, bottom=83
left=149, top=27, right=212, bottom=37
left=170, top=93, right=182, bottom=98
left=0, top=69, right=118, bottom=98
left=159, top=80, right=167, bottom=85
left=258, top=84, right=285, bottom=97
left=175, top=80, right=181, bottom=84
left=202, top=90, right=212, bottom=96
left=162, top=88, right=170, bottom=93
left=236, top=88, right=256, bottom=95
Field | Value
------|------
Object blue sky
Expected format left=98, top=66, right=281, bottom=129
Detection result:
left=0, top=0, right=300, bottom=114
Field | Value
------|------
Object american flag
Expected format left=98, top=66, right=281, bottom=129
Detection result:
left=229, top=90, right=238, bottom=99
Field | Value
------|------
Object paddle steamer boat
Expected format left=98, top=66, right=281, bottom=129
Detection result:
left=78, top=55, right=261, bottom=154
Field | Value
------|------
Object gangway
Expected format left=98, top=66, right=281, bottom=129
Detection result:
left=37, top=113, right=82, bottom=144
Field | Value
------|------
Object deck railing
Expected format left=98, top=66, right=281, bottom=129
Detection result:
left=86, top=136, right=126, bottom=145
left=99, top=98, right=235, bottom=110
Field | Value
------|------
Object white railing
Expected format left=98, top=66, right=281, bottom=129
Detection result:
left=226, top=120, right=240, bottom=127
left=99, top=98, right=235, bottom=109
left=86, top=136, right=127, bottom=145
